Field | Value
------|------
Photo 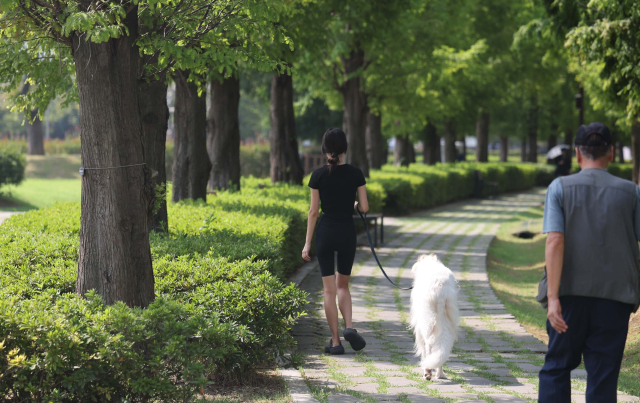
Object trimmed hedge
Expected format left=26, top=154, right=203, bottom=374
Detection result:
left=570, top=162, right=632, bottom=180
left=166, top=143, right=272, bottom=180
left=0, top=199, right=307, bottom=400
left=373, top=162, right=553, bottom=214
left=0, top=147, right=25, bottom=189
left=0, top=138, right=81, bottom=155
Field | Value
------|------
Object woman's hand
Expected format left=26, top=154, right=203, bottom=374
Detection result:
left=302, top=243, right=311, bottom=261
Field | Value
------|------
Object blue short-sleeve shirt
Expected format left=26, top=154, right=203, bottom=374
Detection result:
left=542, top=169, right=640, bottom=240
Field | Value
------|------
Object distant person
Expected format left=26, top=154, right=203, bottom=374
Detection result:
left=537, top=122, right=640, bottom=402
left=553, top=148, right=571, bottom=177
left=302, top=128, right=368, bottom=355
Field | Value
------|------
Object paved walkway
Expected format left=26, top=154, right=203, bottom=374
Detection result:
left=292, top=191, right=639, bottom=403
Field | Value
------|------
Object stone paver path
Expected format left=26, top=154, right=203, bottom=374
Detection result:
left=292, top=191, right=639, bottom=403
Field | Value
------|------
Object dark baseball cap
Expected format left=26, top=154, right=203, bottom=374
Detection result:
left=574, top=122, right=612, bottom=146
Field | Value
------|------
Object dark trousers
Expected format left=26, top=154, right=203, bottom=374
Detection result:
left=539, top=296, right=632, bottom=403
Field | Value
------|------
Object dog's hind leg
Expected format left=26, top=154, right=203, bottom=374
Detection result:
left=434, top=366, right=447, bottom=380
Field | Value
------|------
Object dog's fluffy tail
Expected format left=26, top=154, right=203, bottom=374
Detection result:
left=416, top=283, right=459, bottom=369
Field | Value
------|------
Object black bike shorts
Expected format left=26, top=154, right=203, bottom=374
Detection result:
left=316, top=214, right=357, bottom=277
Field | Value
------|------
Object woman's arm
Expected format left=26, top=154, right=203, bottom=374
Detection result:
left=355, top=185, right=369, bottom=213
left=302, top=189, right=320, bottom=261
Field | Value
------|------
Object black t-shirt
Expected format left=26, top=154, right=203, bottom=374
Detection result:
left=308, top=164, right=366, bottom=217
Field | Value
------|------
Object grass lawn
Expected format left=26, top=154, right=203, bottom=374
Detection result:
left=0, top=179, right=80, bottom=210
left=0, top=155, right=81, bottom=210
left=487, top=203, right=640, bottom=397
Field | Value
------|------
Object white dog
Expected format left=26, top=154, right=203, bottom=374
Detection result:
left=410, top=254, right=460, bottom=380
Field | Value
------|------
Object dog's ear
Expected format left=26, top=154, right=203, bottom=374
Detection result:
left=418, top=254, right=438, bottom=262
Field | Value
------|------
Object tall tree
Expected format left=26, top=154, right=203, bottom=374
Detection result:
left=444, top=120, right=457, bottom=163
left=543, top=0, right=640, bottom=178
left=365, top=111, right=385, bottom=169
left=138, top=76, right=169, bottom=231
left=1, top=0, right=286, bottom=307
left=208, top=76, right=241, bottom=191
left=475, top=111, right=490, bottom=162
left=422, top=122, right=439, bottom=165
left=20, top=81, right=45, bottom=155
left=172, top=72, right=211, bottom=201
left=394, top=134, right=415, bottom=166
left=527, top=96, right=538, bottom=162
left=269, top=72, right=304, bottom=184
left=297, top=0, right=410, bottom=177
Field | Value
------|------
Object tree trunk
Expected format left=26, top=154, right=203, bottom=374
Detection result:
left=139, top=78, right=169, bottom=231
left=500, top=137, right=509, bottom=162
left=365, top=111, right=384, bottom=170
left=422, top=122, right=439, bottom=165
left=618, top=141, right=624, bottom=163
left=20, top=82, right=45, bottom=155
left=475, top=111, right=489, bottom=162
left=632, top=121, right=640, bottom=185
left=381, top=139, right=389, bottom=165
left=547, top=135, right=557, bottom=151
left=521, top=138, right=527, bottom=162
left=26, top=108, right=45, bottom=155
left=269, top=73, right=303, bottom=185
left=72, top=9, right=154, bottom=308
left=563, top=128, right=573, bottom=166
left=527, top=96, right=538, bottom=163
left=443, top=120, right=457, bottom=163
left=172, top=71, right=211, bottom=201
left=394, top=135, right=413, bottom=166
left=564, top=129, right=572, bottom=145
left=435, top=136, right=442, bottom=163
left=548, top=122, right=558, bottom=151
left=341, top=47, right=369, bottom=177
left=460, top=135, right=467, bottom=161
left=208, top=76, right=241, bottom=191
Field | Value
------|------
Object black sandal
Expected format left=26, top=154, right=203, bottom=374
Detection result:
left=324, top=340, right=345, bottom=355
left=343, top=328, right=366, bottom=351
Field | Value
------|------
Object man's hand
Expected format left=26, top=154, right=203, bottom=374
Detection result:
left=302, top=243, right=311, bottom=262
left=547, top=297, right=568, bottom=333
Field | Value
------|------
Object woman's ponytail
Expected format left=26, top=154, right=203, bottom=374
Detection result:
left=322, top=128, right=348, bottom=173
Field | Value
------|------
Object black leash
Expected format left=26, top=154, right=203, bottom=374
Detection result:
left=356, top=207, right=413, bottom=290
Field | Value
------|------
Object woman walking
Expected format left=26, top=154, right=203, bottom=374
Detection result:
left=302, top=128, right=369, bottom=355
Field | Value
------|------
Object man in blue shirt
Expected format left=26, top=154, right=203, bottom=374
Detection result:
left=538, top=122, right=640, bottom=402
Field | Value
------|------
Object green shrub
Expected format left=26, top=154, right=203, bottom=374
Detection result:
left=570, top=162, right=632, bottom=180
left=0, top=138, right=81, bottom=155
left=45, top=138, right=82, bottom=154
left=607, top=163, right=632, bottom=180
left=166, top=142, right=272, bottom=180
left=0, top=292, right=243, bottom=401
left=0, top=147, right=26, bottom=189
left=241, top=143, right=271, bottom=178
left=373, top=162, right=553, bottom=214
left=0, top=200, right=307, bottom=401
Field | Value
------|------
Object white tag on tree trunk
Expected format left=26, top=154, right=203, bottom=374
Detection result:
left=79, top=167, right=85, bottom=176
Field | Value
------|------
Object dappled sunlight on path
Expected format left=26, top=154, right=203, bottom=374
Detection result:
left=291, top=190, right=640, bottom=403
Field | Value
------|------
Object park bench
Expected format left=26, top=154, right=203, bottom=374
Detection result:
left=474, top=170, right=499, bottom=198
left=354, top=213, right=384, bottom=247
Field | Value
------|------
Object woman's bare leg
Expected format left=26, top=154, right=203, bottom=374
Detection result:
left=336, top=273, right=353, bottom=329
left=322, top=275, right=340, bottom=346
